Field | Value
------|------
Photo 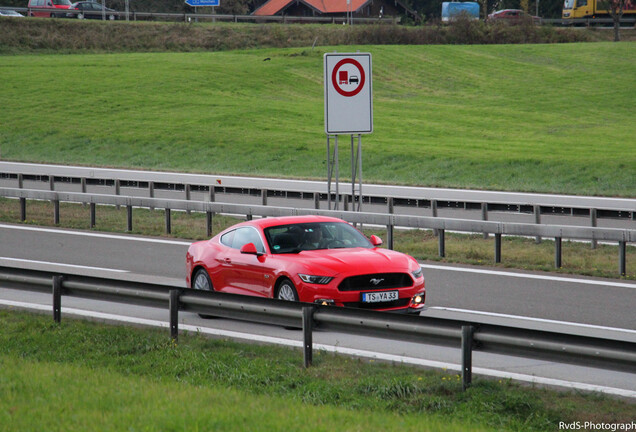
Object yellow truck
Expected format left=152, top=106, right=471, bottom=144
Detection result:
left=563, top=0, right=636, bottom=20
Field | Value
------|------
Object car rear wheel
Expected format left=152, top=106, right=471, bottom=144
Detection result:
left=276, top=278, right=299, bottom=302
left=77, top=12, right=84, bottom=19
left=107, top=13, right=115, bottom=20
left=192, top=268, right=216, bottom=318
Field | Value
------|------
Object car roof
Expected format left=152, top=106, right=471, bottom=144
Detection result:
left=240, top=215, right=346, bottom=230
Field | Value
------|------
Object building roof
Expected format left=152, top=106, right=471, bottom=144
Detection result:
left=253, top=0, right=371, bottom=16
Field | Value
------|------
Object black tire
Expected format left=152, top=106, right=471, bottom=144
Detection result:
left=192, top=268, right=217, bottom=319
left=276, top=278, right=299, bottom=302
left=107, top=14, right=115, bottom=20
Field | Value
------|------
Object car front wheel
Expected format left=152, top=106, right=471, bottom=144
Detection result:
left=192, top=268, right=216, bottom=318
left=77, top=12, right=84, bottom=19
left=276, top=278, right=299, bottom=302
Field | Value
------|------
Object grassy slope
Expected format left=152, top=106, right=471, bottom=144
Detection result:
left=1, top=43, right=635, bottom=196
left=2, top=310, right=634, bottom=432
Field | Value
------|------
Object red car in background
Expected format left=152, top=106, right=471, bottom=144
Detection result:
left=186, top=216, right=425, bottom=314
left=27, top=0, right=73, bottom=17
left=487, top=9, right=542, bottom=24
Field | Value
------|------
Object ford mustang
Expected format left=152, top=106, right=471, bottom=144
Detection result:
left=186, top=215, right=425, bottom=313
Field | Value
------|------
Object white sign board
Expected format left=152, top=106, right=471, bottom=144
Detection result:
left=324, top=53, right=373, bottom=135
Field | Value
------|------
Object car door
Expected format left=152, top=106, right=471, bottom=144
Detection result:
left=223, top=227, right=267, bottom=296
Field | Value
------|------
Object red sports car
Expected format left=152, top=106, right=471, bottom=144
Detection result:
left=186, top=216, right=425, bottom=313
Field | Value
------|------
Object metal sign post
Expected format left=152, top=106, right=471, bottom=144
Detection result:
left=324, top=53, right=372, bottom=211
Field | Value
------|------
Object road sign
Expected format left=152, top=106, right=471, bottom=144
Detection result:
left=185, top=0, right=219, bottom=6
left=324, top=53, right=373, bottom=135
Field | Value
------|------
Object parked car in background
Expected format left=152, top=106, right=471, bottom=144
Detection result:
left=27, top=0, right=73, bottom=17
left=69, top=1, right=117, bottom=19
left=186, top=216, right=426, bottom=314
left=487, top=9, right=541, bottom=24
left=0, top=9, right=25, bottom=16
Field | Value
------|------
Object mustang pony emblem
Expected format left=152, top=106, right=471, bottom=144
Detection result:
left=369, top=278, right=385, bottom=286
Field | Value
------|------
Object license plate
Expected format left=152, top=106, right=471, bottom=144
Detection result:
left=362, top=290, right=399, bottom=303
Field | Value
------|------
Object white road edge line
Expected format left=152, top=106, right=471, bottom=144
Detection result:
left=0, top=257, right=130, bottom=273
left=1, top=299, right=634, bottom=399
left=420, top=264, right=636, bottom=289
left=0, top=223, right=192, bottom=246
left=427, top=306, right=636, bottom=335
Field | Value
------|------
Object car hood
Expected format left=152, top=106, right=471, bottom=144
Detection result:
left=296, top=247, right=415, bottom=276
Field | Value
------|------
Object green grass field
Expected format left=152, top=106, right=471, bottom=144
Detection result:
left=1, top=310, right=634, bottom=432
left=1, top=42, right=635, bottom=196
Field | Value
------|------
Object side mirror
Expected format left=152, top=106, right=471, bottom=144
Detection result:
left=240, top=243, right=260, bottom=255
left=369, top=235, right=383, bottom=247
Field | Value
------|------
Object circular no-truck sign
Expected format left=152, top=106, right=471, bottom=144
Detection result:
left=331, top=58, right=366, bottom=97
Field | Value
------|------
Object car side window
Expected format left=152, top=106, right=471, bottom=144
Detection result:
left=231, top=227, right=265, bottom=253
left=220, top=230, right=235, bottom=247
left=576, top=0, right=587, bottom=6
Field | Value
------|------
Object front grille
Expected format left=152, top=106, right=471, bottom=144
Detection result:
left=343, top=298, right=410, bottom=310
left=338, top=273, right=412, bottom=292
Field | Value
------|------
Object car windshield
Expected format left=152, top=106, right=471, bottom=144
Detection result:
left=264, top=222, right=372, bottom=254
left=563, top=0, right=574, bottom=8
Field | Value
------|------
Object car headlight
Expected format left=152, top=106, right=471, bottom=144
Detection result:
left=411, top=267, right=423, bottom=279
left=298, top=274, right=334, bottom=284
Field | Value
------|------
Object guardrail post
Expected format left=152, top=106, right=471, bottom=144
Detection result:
left=314, top=193, right=320, bottom=210
left=534, top=205, right=542, bottom=244
left=590, top=209, right=597, bottom=249
left=20, top=197, right=26, bottom=221
left=432, top=200, right=439, bottom=237
left=438, top=229, right=445, bottom=258
left=149, top=182, right=155, bottom=211
left=90, top=203, right=96, bottom=228
left=169, top=289, right=180, bottom=342
left=494, top=233, right=502, bottom=263
left=53, top=275, right=63, bottom=323
left=619, top=241, right=626, bottom=276
left=185, top=185, right=191, bottom=215
left=555, top=237, right=562, bottom=269
left=126, top=205, right=133, bottom=232
left=209, top=185, right=215, bottom=202
left=262, top=189, right=268, bottom=206
left=49, top=176, right=55, bottom=191
left=302, top=306, right=315, bottom=368
left=481, top=203, right=488, bottom=239
left=18, top=173, right=23, bottom=189
left=54, top=199, right=60, bottom=225
left=206, top=211, right=213, bottom=238
left=165, top=209, right=171, bottom=234
left=115, top=179, right=121, bottom=209
left=461, top=325, right=474, bottom=391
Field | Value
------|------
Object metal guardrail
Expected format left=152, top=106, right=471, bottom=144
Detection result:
left=1, top=265, right=634, bottom=391
left=1, top=162, right=634, bottom=221
left=1, top=187, right=634, bottom=275
left=14, top=6, right=400, bottom=24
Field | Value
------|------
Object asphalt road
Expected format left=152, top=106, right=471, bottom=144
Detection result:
left=1, top=223, right=635, bottom=396
left=1, top=223, right=634, bottom=330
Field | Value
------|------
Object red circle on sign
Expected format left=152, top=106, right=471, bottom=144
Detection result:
left=331, top=58, right=366, bottom=97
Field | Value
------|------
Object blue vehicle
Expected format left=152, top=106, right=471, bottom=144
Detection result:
left=441, top=2, right=480, bottom=22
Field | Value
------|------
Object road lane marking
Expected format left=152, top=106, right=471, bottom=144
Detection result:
left=0, top=223, right=192, bottom=246
left=421, top=264, right=636, bottom=289
left=1, top=299, right=634, bottom=399
left=427, top=307, right=636, bottom=335
left=0, top=257, right=130, bottom=273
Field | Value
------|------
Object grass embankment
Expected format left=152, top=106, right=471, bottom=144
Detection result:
left=1, top=198, right=634, bottom=279
left=1, top=43, right=635, bottom=197
left=1, top=310, right=633, bottom=431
